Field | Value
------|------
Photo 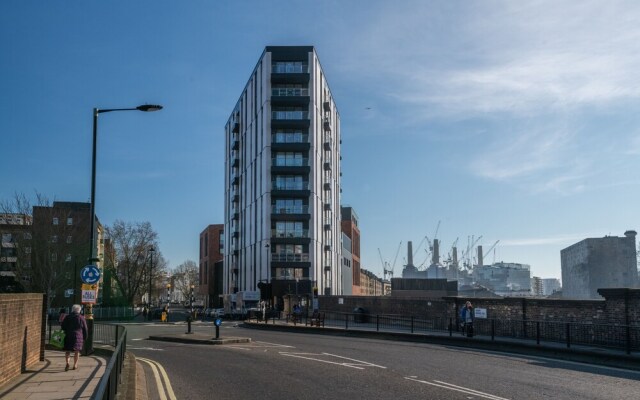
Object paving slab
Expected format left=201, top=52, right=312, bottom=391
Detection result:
left=0, top=349, right=108, bottom=400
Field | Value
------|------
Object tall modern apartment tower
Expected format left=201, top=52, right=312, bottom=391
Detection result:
left=224, top=46, right=341, bottom=305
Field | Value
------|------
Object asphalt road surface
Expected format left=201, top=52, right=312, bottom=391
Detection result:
left=125, top=321, right=640, bottom=400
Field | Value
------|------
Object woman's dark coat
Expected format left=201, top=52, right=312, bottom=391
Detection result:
left=61, top=312, right=88, bottom=352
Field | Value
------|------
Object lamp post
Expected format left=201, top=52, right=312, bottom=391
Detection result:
left=85, top=104, right=162, bottom=355
left=166, top=283, right=171, bottom=308
left=147, top=246, right=155, bottom=321
left=190, top=284, right=194, bottom=314
left=88, top=104, right=162, bottom=309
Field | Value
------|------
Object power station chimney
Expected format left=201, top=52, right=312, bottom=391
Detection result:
left=407, top=241, right=414, bottom=268
left=432, top=239, right=440, bottom=264
left=477, top=245, right=483, bottom=267
left=452, top=246, right=458, bottom=266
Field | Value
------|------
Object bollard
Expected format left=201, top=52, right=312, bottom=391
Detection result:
left=215, top=325, right=220, bottom=339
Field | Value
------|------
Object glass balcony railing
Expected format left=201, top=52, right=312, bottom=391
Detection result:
left=272, top=63, right=308, bottom=73
left=271, top=205, right=309, bottom=214
left=272, top=158, right=309, bottom=167
left=272, top=111, right=309, bottom=120
left=272, top=88, right=309, bottom=96
left=273, top=133, right=308, bottom=143
left=272, top=182, right=309, bottom=191
left=271, top=253, right=310, bottom=262
left=271, top=229, right=309, bottom=238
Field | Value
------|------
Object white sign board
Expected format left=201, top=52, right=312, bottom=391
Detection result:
left=338, top=298, right=344, bottom=305
left=81, top=289, right=97, bottom=304
left=475, top=308, right=487, bottom=319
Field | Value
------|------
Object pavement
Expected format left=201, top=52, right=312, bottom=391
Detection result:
left=0, top=349, right=108, bottom=400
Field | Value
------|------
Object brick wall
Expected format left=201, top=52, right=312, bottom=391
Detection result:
left=319, top=288, right=640, bottom=327
left=319, top=295, right=449, bottom=319
left=0, top=294, right=44, bottom=387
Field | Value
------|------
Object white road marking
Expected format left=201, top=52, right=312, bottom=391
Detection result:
left=279, top=352, right=387, bottom=370
left=253, top=341, right=295, bottom=348
left=132, top=338, right=144, bottom=341
left=405, top=377, right=509, bottom=400
left=138, top=357, right=178, bottom=400
left=129, top=347, right=165, bottom=351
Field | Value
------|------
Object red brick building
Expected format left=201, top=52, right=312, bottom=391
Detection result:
left=199, top=224, right=224, bottom=307
left=341, top=207, right=361, bottom=295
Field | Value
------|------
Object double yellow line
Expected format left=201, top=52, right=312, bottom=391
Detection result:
left=137, top=357, right=177, bottom=400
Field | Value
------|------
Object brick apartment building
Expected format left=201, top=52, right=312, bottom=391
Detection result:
left=341, top=206, right=361, bottom=295
left=199, top=224, right=224, bottom=307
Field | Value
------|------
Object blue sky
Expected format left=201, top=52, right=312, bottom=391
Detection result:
left=2, top=1, right=640, bottom=281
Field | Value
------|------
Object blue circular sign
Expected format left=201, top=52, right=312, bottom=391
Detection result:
left=214, top=318, right=222, bottom=327
left=81, top=265, right=101, bottom=284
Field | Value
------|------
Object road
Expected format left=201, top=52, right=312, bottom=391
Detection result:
left=123, top=319, right=640, bottom=400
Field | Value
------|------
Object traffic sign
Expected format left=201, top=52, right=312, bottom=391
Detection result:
left=81, top=265, right=101, bottom=284
left=214, top=318, right=222, bottom=327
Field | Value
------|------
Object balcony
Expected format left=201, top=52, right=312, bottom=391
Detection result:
left=232, top=137, right=239, bottom=150
left=324, top=224, right=331, bottom=231
left=232, top=175, right=239, bottom=185
left=232, top=158, right=239, bottom=168
left=324, top=134, right=332, bottom=150
left=323, top=118, right=331, bottom=132
left=232, top=122, right=240, bottom=133
left=272, top=110, right=309, bottom=120
left=324, top=265, right=331, bottom=272
left=272, top=182, right=309, bottom=191
left=272, top=158, right=309, bottom=167
left=271, top=205, right=309, bottom=214
left=272, top=88, right=309, bottom=97
left=271, top=229, right=309, bottom=239
left=271, top=253, right=310, bottom=262
left=323, top=182, right=331, bottom=191
left=233, top=212, right=239, bottom=220
left=323, top=162, right=331, bottom=170
left=324, top=245, right=331, bottom=251
left=233, top=230, right=240, bottom=238
left=323, top=101, right=331, bottom=112
left=323, top=203, right=331, bottom=211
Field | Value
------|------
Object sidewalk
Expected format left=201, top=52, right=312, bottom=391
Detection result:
left=0, top=349, right=108, bottom=400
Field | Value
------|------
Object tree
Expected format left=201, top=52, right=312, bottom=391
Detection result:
left=103, top=220, right=166, bottom=306
left=172, top=260, right=199, bottom=303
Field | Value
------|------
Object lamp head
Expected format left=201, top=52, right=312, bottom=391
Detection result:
left=137, top=104, right=163, bottom=112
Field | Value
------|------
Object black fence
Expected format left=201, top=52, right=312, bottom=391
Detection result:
left=281, top=311, right=640, bottom=354
left=93, top=323, right=127, bottom=400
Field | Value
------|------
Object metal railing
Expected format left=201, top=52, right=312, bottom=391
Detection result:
left=295, top=311, right=639, bottom=354
left=93, top=323, right=127, bottom=400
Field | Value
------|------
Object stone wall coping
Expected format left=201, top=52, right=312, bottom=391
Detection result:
left=442, top=296, right=604, bottom=305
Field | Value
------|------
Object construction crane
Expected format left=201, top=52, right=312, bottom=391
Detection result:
left=379, top=241, right=402, bottom=280
left=379, top=248, right=393, bottom=280
left=484, top=240, right=500, bottom=264
left=461, top=235, right=482, bottom=270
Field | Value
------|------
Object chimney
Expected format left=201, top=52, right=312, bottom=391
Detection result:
left=477, top=245, right=483, bottom=267
left=407, top=241, right=414, bottom=267
left=432, top=239, right=440, bottom=264
left=452, top=246, right=458, bottom=265
left=624, top=230, right=637, bottom=239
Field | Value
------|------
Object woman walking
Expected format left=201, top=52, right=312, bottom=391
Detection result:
left=61, top=304, right=88, bottom=371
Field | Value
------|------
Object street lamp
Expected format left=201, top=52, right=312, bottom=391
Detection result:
left=147, top=246, right=155, bottom=321
left=84, top=103, right=162, bottom=355
left=190, top=284, right=194, bottom=314
left=88, top=104, right=163, bottom=306
left=166, top=283, right=171, bottom=308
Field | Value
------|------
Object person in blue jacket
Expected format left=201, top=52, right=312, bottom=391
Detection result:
left=460, top=301, right=475, bottom=337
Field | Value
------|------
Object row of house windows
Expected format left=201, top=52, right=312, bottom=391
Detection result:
left=52, top=217, right=73, bottom=225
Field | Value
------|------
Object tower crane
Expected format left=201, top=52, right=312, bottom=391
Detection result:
left=461, top=235, right=482, bottom=270
left=484, top=240, right=500, bottom=264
